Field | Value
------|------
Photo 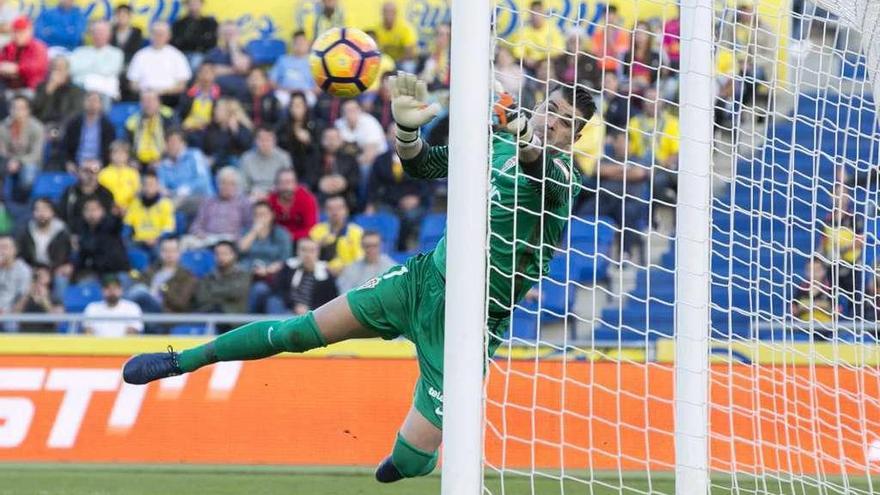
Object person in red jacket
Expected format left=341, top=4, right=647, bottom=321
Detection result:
left=266, top=168, right=317, bottom=243
left=0, top=17, right=48, bottom=91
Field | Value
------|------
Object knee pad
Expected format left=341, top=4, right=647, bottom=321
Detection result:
left=391, top=433, right=438, bottom=478
left=276, top=311, right=326, bottom=353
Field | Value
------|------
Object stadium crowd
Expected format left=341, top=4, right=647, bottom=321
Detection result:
left=0, top=0, right=776, bottom=334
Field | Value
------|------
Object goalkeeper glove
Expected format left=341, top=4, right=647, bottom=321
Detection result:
left=492, top=84, right=535, bottom=148
left=390, top=71, right=442, bottom=143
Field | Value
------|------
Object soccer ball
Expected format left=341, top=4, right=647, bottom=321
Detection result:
left=310, top=27, right=381, bottom=98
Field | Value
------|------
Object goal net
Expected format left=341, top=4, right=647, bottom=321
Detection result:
left=471, top=0, right=880, bottom=493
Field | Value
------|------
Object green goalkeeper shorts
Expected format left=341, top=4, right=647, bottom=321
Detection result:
left=346, top=251, right=506, bottom=429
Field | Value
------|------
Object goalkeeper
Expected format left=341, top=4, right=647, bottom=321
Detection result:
left=122, top=72, right=596, bottom=483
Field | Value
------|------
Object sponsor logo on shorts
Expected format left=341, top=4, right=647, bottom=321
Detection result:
left=428, top=386, right=443, bottom=417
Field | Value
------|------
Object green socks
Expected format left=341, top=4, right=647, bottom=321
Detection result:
left=391, top=433, right=438, bottom=478
left=177, top=312, right=326, bottom=373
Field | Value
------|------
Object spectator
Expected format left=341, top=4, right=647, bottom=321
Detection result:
left=194, top=240, right=250, bottom=316
left=627, top=88, right=679, bottom=205
left=602, top=72, right=629, bottom=132
left=178, top=62, right=220, bottom=141
left=241, top=126, right=292, bottom=201
left=58, top=91, right=115, bottom=169
left=373, top=1, right=418, bottom=71
left=126, top=236, right=197, bottom=317
left=83, top=274, right=142, bottom=336
left=171, top=0, right=218, bottom=67
left=125, top=90, right=177, bottom=167
left=59, top=159, right=115, bottom=235
left=553, top=32, right=602, bottom=90
left=0, top=95, right=45, bottom=200
left=335, top=99, right=387, bottom=172
left=241, top=201, right=293, bottom=312
left=244, top=67, right=282, bottom=128
left=277, top=91, right=319, bottom=177
left=591, top=4, right=630, bottom=73
left=204, top=20, right=245, bottom=77
left=13, top=265, right=62, bottom=332
left=623, top=22, right=661, bottom=87
left=185, top=166, right=251, bottom=249
left=124, top=170, right=175, bottom=249
left=69, top=20, right=125, bottom=100
left=419, top=22, right=450, bottom=90
left=269, top=31, right=316, bottom=96
left=34, top=0, right=86, bottom=52
left=0, top=234, right=30, bottom=315
left=366, top=71, right=394, bottom=130
left=267, top=168, right=317, bottom=242
left=269, top=237, right=337, bottom=315
left=202, top=97, right=253, bottom=168
left=0, top=17, right=49, bottom=92
left=300, top=0, right=346, bottom=41
left=239, top=200, right=292, bottom=273
left=17, top=198, right=73, bottom=278
left=309, top=126, right=360, bottom=208
left=215, top=51, right=252, bottom=101
left=662, top=15, right=681, bottom=69
left=126, top=21, right=191, bottom=105
left=156, top=129, right=214, bottom=218
left=495, top=46, right=525, bottom=97
left=110, top=4, right=143, bottom=65
left=336, top=230, right=395, bottom=292
left=820, top=180, right=864, bottom=301
left=367, top=124, right=429, bottom=250
left=582, top=130, right=649, bottom=263
left=510, top=1, right=565, bottom=70
left=74, top=197, right=129, bottom=281
left=0, top=0, right=18, bottom=48
left=792, top=258, right=839, bottom=330
left=32, top=56, right=84, bottom=133
left=97, top=140, right=140, bottom=210
left=309, top=195, right=363, bottom=275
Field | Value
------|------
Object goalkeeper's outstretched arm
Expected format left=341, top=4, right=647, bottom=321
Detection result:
left=390, top=72, right=448, bottom=179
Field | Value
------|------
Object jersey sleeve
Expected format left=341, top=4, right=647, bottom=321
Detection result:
left=542, top=155, right=580, bottom=207
left=401, top=142, right=449, bottom=179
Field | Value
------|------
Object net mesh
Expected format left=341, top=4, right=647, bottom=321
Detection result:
left=481, top=0, right=880, bottom=493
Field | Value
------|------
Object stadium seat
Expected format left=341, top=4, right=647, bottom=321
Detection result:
left=175, top=210, right=189, bottom=235
left=170, top=324, right=208, bottom=335
left=63, top=281, right=103, bottom=313
left=127, top=247, right=150, bottom=271
left=418, top=213, right=446, bottom=252
left=30, top=172, right=76, bottom=201
left=108, top=102, right=139, bottom=139
left=181, top=249, right=215, bottom=277
left=353, top=212, right=400, bottom=252
left=246, top=38, right=287, bottom=65
left=390, top=250, right=413, bottom=265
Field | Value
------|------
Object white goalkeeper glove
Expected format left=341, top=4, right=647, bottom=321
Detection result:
left=390, top=71, right=442, bottom=143
left=492, top=82, right=535, bottom=148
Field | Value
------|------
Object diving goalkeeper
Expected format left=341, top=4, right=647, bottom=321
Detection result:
left=122, top=72, right=596, bottom=483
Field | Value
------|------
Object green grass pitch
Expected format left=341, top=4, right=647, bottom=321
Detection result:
left=1, top=464, right=876, bottom=494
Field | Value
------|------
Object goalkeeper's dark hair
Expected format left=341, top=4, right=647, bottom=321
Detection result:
left=552, top=84, right=597, bottom=133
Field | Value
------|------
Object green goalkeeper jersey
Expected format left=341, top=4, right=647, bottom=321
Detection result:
left=402, top=131, right=581, bottom=316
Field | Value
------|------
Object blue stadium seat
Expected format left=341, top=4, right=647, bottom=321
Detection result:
left=181, top=249, right=215, bottom=277
left=390, top=250, right=413, bottom=264
left=246, top=38, right=287, bottom=65
left=30, top=172, right=76, bottom=202
left=127, top=247, right=150, bottom=271
left=353, top=212, right=400, bottom=252
left=175, top=210, right=189, bottom=235
left=108, top=102, right=139, bottom=139
left=63, top=281, right=103, bottom=313
left=418, top=213, right=446, bottom=251
left=170, top=324, right=208, bottom=335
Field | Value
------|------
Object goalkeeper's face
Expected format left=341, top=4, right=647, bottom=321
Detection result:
left=530, top=91, right=583, bottom=150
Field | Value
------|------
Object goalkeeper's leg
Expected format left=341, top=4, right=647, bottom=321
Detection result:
left=122, top=295, right=378, bottom=384
left=375, top=405, right=442, bottom=483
